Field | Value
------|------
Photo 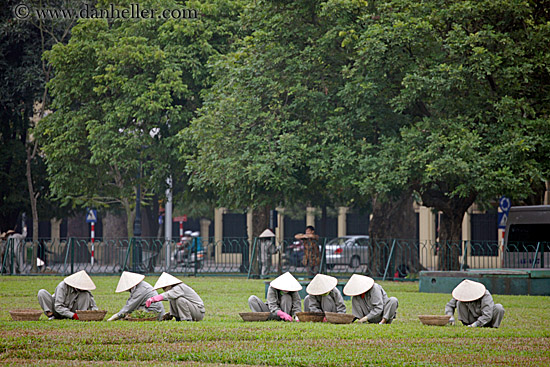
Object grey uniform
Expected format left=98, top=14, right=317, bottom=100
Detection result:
left=351, top=283, right=398, bottom=323
left=162, top=282, right=205, bottom=321
left=445, top=290, right=505, bottom=328
left=37, top=281, right=98, bottom=319
left=303, top=288, right=346, bottom=313
left=116, top=281, right=164, bottom=320
left=248, top=286, right=302, bottom=318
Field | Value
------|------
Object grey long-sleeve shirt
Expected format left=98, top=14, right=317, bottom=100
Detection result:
left=445, top=290, right=495, bottom=326
left=266, top=286, right=302, bottom=316
left=116, top=281, right=164, bottom=317
left=162, top=283, right=205, bottom=311
left=307, top=288, right=346, bottom=313
left=351, top=283, right=388, bottom=322
left=54, top=281, right=98, bottom=319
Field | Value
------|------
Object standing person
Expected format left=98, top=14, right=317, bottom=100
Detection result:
left=258, top=229, right=276, bottom=277
left=4, top=228, right=27, bottom=274
left=445, top=279, right=505, bottom=328
left=37, top=270, right=98, bottom=320
left=295, top=225, right=320, bottom=276
left=343, top=274, right=398, bottom=324
left=146, top=272, right=205, bottom=321
left=248, top=272, right=302, bottom=321
left=303, top=273, right=346, bottom=314
left=107, top=271, right=165, bottom=321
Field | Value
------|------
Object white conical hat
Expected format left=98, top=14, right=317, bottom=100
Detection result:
left=306, top=274, right=338, bottom=295
left=64, top=270, right=96, bottom=291
left=452, top=279, right=486, bottom=302
left=259, top=229, right=275, bottom=238
left=153, top=272, right=183, bottom=290
left=343, top=274, right=374, bottom=296
left=115, top=271, right=145, bottom=293
left=270, top=272, right=302, bottom=292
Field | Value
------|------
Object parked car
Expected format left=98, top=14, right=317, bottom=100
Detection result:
left=324, top=236, right=370, bottom=269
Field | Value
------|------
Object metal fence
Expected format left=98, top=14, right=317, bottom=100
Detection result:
left=1, top=236, right=548, bottom=277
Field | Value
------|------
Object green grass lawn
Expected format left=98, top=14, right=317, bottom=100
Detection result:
left=1, top=275, right=549, bottom=366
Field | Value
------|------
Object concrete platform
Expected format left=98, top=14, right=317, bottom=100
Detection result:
left=419, top=269, right=550, bottom=296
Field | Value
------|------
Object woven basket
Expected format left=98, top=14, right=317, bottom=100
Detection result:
left=239, top=312, right=271, bottom=322
left=325, top=312, right=356, bottom=324
left=296, top=312, right=325, bottom=322
left=76, top=310, right=107, bottom=321
left=9, top=309, right=43, bottom=321
left=418, top=315, right=451, bottom=326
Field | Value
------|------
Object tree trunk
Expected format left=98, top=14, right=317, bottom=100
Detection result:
left=368, top=190, right=417, bottom=277
left=421, top=189, right=476, bottom=271
left=26, top=143, right=39, bottom=273
left=102, top=211, right=128, bottom=242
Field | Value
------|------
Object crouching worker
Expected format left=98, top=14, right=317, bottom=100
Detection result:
left=37, top=270, right=98, bottom=320
left=303, top=273, right=346, bottom=315
left=445, top=279, right=505, bottom=328
left=146, top=272, right=205, bottom=321
left=107, top=271, right=165, bottom=321
left=248, top=272, right=302, bottom=321
left=344, top=274, right=398, bottom=324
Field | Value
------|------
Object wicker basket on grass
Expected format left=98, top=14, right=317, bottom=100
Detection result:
left=296, top=312, right=325, bottom=322
left=9, top=309, right=43, bottom=321
left=325, top=312, right=356, bottom=324
left=76, top=310, right=107, bottom=321
left=418, top=315, right=451, bottom=326
left=239, top=312, right=271, bottom=322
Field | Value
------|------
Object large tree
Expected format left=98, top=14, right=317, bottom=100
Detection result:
left=36, top=0, right=245, bottom=237
left=348, top=0, right=550, bottom=270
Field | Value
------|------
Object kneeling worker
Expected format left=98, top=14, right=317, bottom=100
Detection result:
left=303, top=273, right=346, bottom=314
left=37, top=270, right=98, bottom=320
left=146, top=272, right=205, bottom=321
left=343, top=274, right=398, bottom=324
left=445, top=279, right=505, bottom=328
left=248, top=272, right=302, bottom=321
left=107, top=271, right=165, bottom=321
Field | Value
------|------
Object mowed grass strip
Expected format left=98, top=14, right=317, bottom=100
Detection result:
left=1, top=276, right=549, bottom=366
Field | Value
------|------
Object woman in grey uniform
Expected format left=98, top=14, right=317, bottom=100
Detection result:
left=107, top=271, right=165, bottom=321
left=37, top=270, right=98, bottom=320
left=248, top=272, right=302, bottom=321
left=303, top=273, right=346, bottom=314
left=445, top=279, right=505, bottom=328
left=344, top=274, right=398, bottom=324
left=146, top=272, right=205, bottom=321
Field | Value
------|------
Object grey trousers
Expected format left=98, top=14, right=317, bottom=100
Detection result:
left=303, top=295, right=338, bottom=313
left=169, top=298, right=204, bottom=321
left=248, top=294, right=296, bottom=316
left=37, top=289, right=94, bottom=319
left=354, top=296, right=399, bottom=324
left=458, top=303, right=505, bottom=328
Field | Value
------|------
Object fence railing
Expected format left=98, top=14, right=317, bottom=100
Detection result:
left=1, top=236, right=548, bottom=277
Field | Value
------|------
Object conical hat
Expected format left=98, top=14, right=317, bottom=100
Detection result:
left=153, top=272, right=182, bottom=290
left=270, top=272, right=302, bottom=292
left=306, top=274, right=338, bottom=295
left=259, top=229, right=275, bottom=238
left=452, top=279, right=486, bottom=302
left=115, top=271, right=145, bottom=293
left=64, top=270, right=96, bottom=291
left=343, top=274, right=374, bottom=296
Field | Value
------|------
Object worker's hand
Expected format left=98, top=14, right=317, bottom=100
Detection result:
left=146, top=294, right=164, bottom=308
left=357, top=316, right=368, bottom=324
left=323, top=317, right=328, bottom=322
left=468, top=322, right=479, bottom=328
left=276, top=310, right=292, bottom=321
left=448, top=316, right=455, bottom=325
left=107, top=314, right=121, bottom=322
left=72, top=313, right=79, bottom=320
